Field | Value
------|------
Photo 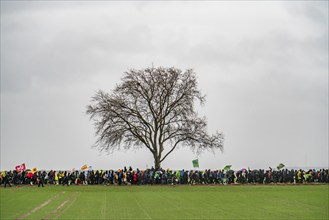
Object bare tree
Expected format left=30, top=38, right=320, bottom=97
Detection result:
left=86, top=66, right=224, bottom=169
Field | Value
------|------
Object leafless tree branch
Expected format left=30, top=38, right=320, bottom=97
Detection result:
left=86, top=66, right=224, bottom=169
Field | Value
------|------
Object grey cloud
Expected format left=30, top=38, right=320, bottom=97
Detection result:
left=1, top=1, right=328, bottom=170
left=284, top=1, right=328, bottom=25
left=1, top=3, right=152, bottom=93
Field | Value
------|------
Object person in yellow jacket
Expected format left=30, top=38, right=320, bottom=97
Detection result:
left=55, top=172, right=59, bottom=185
left=115, top=171, right=119, bottom=185
left=58, top=172, right=63, bottom=185
left=297, top=170, right=302, bottom=183
left=123, top=172, right=127, bottom=184
left=0, top=171, right=3, bottom=182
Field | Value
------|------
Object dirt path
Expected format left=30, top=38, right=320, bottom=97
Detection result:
left=55, top=192, right=80, bottom=219
left=15, top=191, right=65, bottom=220
left=41, top=192, right=78, bottom=220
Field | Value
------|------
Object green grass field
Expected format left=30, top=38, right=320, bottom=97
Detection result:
left=0, top=184, right=328, bottom=219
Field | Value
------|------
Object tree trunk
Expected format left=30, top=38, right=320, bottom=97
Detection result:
left=154, top=155, right=161, bottom=170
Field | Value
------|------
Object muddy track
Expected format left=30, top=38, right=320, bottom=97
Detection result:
left=16, top=191, right=65, bottom=220
left=41, top=192, right=78, bottom=220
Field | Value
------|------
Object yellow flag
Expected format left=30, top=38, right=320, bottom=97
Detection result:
left=81, top=164, right=87, bottom=171
left=32, top=168, right=37, bottom=174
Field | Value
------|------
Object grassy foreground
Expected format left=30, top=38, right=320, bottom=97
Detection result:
left=0, top=184, right=328, bottom=219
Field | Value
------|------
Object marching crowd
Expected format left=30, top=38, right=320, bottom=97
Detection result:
left=1, top=167, right=328, bottom=187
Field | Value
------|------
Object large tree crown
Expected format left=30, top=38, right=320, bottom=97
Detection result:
left=87, top=66, right=223, bottom=165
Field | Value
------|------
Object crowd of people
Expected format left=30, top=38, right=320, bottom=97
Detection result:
left=1, top=167, right=328, bottom=187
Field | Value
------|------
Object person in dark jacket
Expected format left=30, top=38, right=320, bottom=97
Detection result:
left=62, top=171, right=70, bottom=186
left=4, top=171, right=12, bottom=187
left=38, top=171, right=45, bottom=187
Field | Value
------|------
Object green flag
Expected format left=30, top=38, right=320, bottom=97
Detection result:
left=192, top=159, right=199, bottom=168
left=277, top=163, right=285, bottom=170
left=223, top=165, right=232, bottom=171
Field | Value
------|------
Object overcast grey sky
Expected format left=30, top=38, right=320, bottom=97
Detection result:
left=1, top=1, right=328, bottom=171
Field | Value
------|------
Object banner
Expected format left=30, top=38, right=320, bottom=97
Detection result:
left=192, top=159, right=199, bottom=168
left=81, top=164, right=87, bottom=171
left=15, top=163, right=26, bottom=172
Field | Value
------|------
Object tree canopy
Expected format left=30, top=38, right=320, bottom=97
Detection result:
left=86, top=66, right=224, bottom=169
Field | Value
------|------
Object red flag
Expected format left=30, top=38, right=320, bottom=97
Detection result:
left=15, top=163, right=26, bottom=172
